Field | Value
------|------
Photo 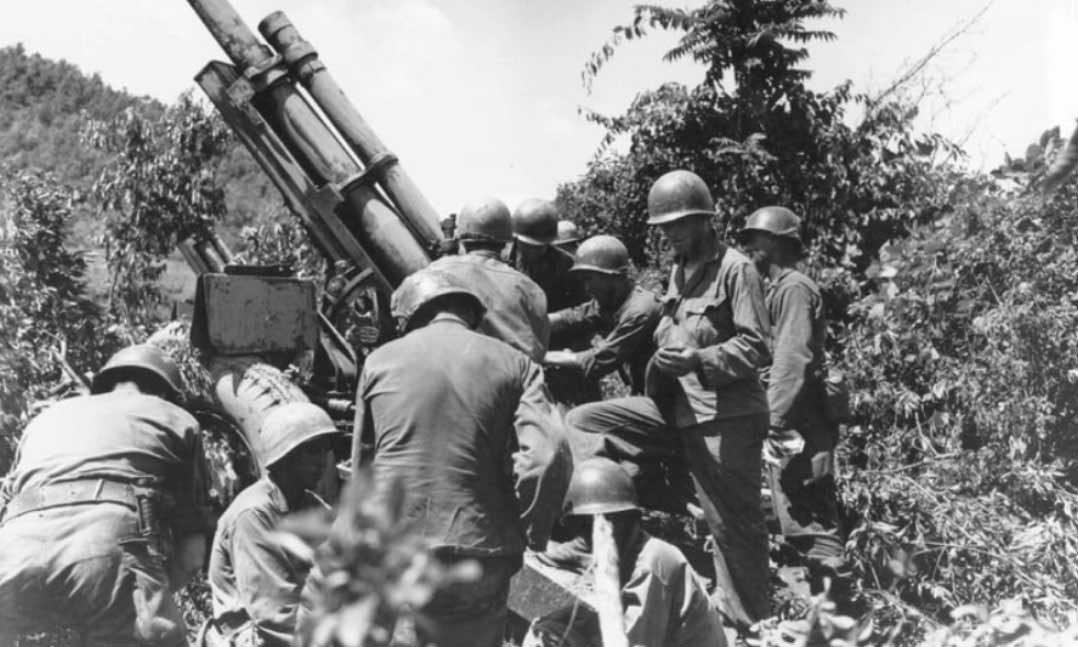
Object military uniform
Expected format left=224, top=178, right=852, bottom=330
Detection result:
left=568, top=239, right=772, bottom=625
left=0, top=390, right=208, bottom=647
left=353, top=314, right=572, bottom=647
left=429, top=250, right=550, bottom=362
left=764, top=267, right=843, bottom=560
left=527, top=529, right=726, bottom=647
left=549, top=285, right=661, bottom=396
left=208, top=477, right=311, bottom=647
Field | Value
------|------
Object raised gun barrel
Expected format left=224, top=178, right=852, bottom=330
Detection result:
left=187, top=0, right=441, bottom=291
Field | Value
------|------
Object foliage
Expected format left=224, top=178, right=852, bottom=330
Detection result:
left=286, top=470, right=479, bottom=647
left=563, top=0, right=1078, bottom=641
left=84, top=93, right=234, bottom=333
left=0, top=168, right=115, bottom=473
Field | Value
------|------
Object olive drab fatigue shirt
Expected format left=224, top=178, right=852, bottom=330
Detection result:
left=766, top=268, right=828, bottom=430
left=209, top=477, right=309, bottom=647
left=429, top=250, right=551, bottom=362
left=2, top=391, right=210, bottom=535
left=353, top=315, right=573, bottom=557
left=649, top=238, right=771, bottom=428
left=548, top=286, right=662, bottom=394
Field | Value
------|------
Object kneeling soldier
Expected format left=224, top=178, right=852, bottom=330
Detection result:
left=0, top=344, right=210, bottom=647
left=206, top=402, right=342, bottom=647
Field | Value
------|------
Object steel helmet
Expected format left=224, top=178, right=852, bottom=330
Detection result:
left=391, top=269, right=486, bottom=333
left=570, top=235, right=630, bottom=275
left=91, top=344, right=184, bottom=398
left=565, top=458, right=638, bottom=516
left=742, top=206, right=802, bottom=243
left=260, top=402, right=340, bottom=468
left=555, top=220, right=582, bottom=246
left=457, top=197, right=513, bottom=243
left=646, top=170, right=715, bottom=225
left=512, top=199, right=560, bottom=246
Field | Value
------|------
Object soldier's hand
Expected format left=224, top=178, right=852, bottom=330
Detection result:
left=654, top=346, right=700, bottom=377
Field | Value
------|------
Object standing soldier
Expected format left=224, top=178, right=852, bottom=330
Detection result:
left=511, top=198, right=589, bottom=313
left=564, top=170, right=772, bottom=628
left=429, top=196, right=550, bottom=361
left=740, top=206, right=846, bottom=572
left=206, top=402, right=342, bottom=647
left=544, top=235, right=661, bottom=402
left=351, top=269, right=572, bottom=647
left=0, top=344, right=210, bottom=647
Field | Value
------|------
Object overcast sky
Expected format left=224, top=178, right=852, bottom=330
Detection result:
left=2, top=0, right=1076, bottom=213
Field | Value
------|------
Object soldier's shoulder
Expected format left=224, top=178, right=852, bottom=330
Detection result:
left=776, top=268, right=821, bottom=296
left=219, top=479, right=280, bottom=529
left=638, top=535, right=691, bottom=584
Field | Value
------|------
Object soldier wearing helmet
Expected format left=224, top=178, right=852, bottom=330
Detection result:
left=544, top=235, right=661, bottom=401
left=740, top=206, right=846, bottom=571
left=350, top=268, right=572, bottom=647
left=206, top=402, right=342, bottom=647
left=510, top=198, right=589, bottom=313
left=0, top=344, right=211, bottom=646
left=428, top=196, right=550, bottom=362
left=525, top=459, right=725, bottom=647
left=563, top=170, right=772, bottom=627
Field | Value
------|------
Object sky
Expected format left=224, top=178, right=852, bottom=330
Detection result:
left=1, top=0, right=1076, bottom=214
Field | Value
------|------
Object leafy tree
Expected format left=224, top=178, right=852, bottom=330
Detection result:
left=0, top=168, right=114, bottom=473
left=84, top=93, right=234, bottom=334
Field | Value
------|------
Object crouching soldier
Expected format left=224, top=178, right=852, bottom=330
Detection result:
left=350, top=268, right=573, bottom=647
left=0, top=344, right=210, bottom=647
left=544, top=235, right=661, bottom=404
left=205, top=402, right=342, bottom=647
left=525, top=458, right=725, bottom=647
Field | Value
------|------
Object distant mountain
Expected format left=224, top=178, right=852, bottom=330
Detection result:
left=0, top=44, right=282, bottom=247
left=0, top=44, right=162, bottom=189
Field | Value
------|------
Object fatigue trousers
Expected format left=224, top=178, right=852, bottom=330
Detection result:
left=765, top=415, right=844, bottom=562
left=0, top=503, right=185, bottom=647
left=566, top=397, right=771, bottom=626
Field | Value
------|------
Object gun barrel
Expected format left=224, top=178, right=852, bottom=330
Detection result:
left=188, top=0, right=432, bottom=287
left=258, top=12, right=445, bottom=251
left=188, top=0, right=274, bottom=71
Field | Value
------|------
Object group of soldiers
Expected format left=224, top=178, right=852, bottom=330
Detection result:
left=0, top=168, right=845, bottom=647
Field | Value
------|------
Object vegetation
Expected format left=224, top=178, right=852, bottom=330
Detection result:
left=2, top=0, right=1078, bottom=644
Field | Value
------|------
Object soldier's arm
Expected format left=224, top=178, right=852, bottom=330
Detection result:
left=548, top=300, right=601, bottom=341
left=174, top=420, right=214, bottom=537
left=512, top=360, right=573, bottom=550
left=350, top=369, right=374, bottom=469
left=231, top=510, right=305, bottom=647
left=768, top=282, right=815, bottom=429
left=696, top=262, right=771, bottom=387
left=577, top=297, right=661, bottom=381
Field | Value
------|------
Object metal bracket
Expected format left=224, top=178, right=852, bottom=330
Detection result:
left=340, top=152, right=399, bottom=194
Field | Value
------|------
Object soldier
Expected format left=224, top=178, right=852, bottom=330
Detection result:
left=0, top=344, right=210, bottom=647
left=206, top=402, right=342, bottom=647
left=429, top=196, right=550, bottom=361
left=544, top=235, right=661, bottom=402
left=351, top=268, right=572, bottom=647
left=525, top=458, right=726, bottom=647
left=564, top=170, right=772, bottom=628
left=740, top=206, right=846, bottom=571
left=511, top=198, right=589, bottom=313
